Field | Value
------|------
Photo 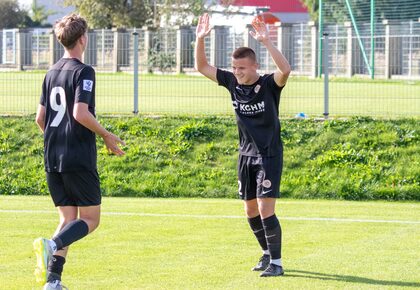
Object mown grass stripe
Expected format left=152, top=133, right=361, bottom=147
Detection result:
left=1, top=209, right=418, bottom=224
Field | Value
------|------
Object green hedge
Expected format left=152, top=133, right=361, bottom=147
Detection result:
left=0, top=116, right=418, bottom=200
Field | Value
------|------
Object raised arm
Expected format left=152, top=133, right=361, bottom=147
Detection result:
left=194, top=13, right=217, bottom=83
left=250, top=18, right=291, bottom=87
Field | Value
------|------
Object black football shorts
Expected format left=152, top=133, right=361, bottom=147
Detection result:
left=46, top=170, right=101, bottom=207
left=237, top=154, right=283, bottom=200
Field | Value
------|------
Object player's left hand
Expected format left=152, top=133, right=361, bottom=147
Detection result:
left=103, top=133, right=126, bottom=156
left=250, top=18, right=270, bottom=44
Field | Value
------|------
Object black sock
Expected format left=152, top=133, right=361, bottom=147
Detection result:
left=262, top=214, right=282, bottom=260
left=47, top=255, right=66, bottom=282
left=53, top=219, right=89, bottom=250
left=248, top=215, right=268, bottom=252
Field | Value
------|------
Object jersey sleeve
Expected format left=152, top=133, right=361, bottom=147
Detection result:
left=75, top=66, right=95, bottom=104
left=39, top=76, right=47, bottom=106
left=216, top=68, right=236, bottom=90
left=266, top=73, right=284, bottom=95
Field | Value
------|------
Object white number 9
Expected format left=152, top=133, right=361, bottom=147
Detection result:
left=49, top=87, right=66, bottom=127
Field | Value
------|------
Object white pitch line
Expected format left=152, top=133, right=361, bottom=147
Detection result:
left=0, top=209, right=419, bottom=224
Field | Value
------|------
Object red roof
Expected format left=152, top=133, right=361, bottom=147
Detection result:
left=232, top=0, right=308, bottom=13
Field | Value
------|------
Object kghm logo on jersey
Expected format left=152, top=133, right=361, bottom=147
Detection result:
left=235, top=101, right=265, bottom=115
left=83, top=80, right=93, bottom=92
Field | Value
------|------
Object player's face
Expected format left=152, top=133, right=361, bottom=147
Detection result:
left=232, top=57, right=259, bottom=85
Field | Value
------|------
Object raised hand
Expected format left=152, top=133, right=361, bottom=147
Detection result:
left=196, top=13, right=212, bottom=39
left=250, top=17, right=270, bottom=44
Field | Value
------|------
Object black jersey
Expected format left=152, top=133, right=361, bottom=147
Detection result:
left=217, top=69, right=284, bottom=157
left=40, top=58, right=97, bottom=172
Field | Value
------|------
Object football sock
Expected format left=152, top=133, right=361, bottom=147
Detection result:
left=47, top=255, right=66, bottom=282
left=270, top=258, right=282, bottom=267
left=48, top=239, right=57, bottom=252
left=52, top=219, right=89, bottom=250
left=248, top=215, right=268, bottom=251
left=263, top=249, right=270, bottom=255
left=262, top=214, right=282, bottom=260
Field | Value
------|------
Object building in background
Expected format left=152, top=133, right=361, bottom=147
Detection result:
left=209, top=0, right=309, bottom=32
left=231, top=0, right=309, bottom=23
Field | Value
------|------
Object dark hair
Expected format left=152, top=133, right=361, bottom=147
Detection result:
left=232, top=47, right=257, bottom=62
left=54, top=14, right=87, bottom=49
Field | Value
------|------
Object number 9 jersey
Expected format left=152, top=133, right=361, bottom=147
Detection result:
left=40, top=58, right=97, bottom=173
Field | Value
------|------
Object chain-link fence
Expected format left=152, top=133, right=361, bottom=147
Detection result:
left=0, top=22, right=419, bottom=116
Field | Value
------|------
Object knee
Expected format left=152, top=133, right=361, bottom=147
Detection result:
left=82, top=217, right=100, bottom=233
left=244, top=203, right=259, bottom=218
left=259, top=209, right=275, bottom=219
left=59, top=217, right=76, bottom=229
left=257, top=199, right=276, bottom=219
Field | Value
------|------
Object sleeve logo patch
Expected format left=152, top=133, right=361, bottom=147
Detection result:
left=83, top=80, right=93, bottom=92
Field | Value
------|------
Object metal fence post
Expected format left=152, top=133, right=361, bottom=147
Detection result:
left=16, top=29, right=24, bottom=70
left=323, top=33, right=329, bottom=119
left=176, top=27, right=182, bottom=73
left=309, top=21, right=317, bottom=78
left=384, top=20, right=391, bottom=79
left=112, top=28, right=120, bottom=72
left=133, top=31, right=139, bottom=115
left=345, top=22, right=353, bottom=77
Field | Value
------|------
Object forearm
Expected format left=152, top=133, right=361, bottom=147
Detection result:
left=35, top=105, right=45, bottom=133
left=74, top=110, right=108, bottom=137
left=36, top=120, right=45, bottom=133
left=194, top=37, right=208, bottom=71
left=263, top=40, right=291, bottom=74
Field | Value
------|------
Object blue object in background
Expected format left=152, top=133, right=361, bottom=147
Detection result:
left=295, top=112, right=308, bottom=119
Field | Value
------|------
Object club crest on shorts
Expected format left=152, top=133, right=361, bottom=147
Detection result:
left=254, top=84, right=261, bottom=93
left=262, top=179, right=272, bottom=188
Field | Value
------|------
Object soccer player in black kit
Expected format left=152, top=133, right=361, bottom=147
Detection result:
left=195, top=14, right=291, bottom=277
left=34, top=14, right=125, bottom=289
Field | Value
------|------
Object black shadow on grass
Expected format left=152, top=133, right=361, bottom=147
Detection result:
left=286, top=270, right=420, bottom=287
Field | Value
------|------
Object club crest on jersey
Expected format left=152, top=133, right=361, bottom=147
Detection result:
left=254, top=84, right=261, bottom=93
left=232, top=100, right=238, bottom=109
left=83, top=80, right=93, bottom=92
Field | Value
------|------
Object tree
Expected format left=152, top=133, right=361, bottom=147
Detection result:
left=155, top=0, right=208, bottom=27
left=29, top=0, right=55, bottom=27
left=301, top=0, right=420, bottom=23
left=300, top=0, right=318, bottom=22
left=64, top=0, right=152, bottom=28
left=64, top=0, right=213, bottom=28
left=0, top=0, right=26, bottom=29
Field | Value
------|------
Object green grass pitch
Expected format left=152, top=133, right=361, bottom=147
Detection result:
left=0, top=72, right=419, bottom=116
left=1, top=196, right=419, bottom=289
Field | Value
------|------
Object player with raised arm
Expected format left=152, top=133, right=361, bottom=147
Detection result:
left=195, top=13, right=291, bottom=277
left=34, top=13, right=125, bottom=289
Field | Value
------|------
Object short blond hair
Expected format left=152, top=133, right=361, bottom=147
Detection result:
left=54, top=14, right=87, bottom=49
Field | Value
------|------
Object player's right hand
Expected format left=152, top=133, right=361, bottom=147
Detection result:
left=196, top=13, right=212, bottom=39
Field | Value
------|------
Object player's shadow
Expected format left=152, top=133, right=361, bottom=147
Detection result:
left=286, top=269, right=420, bottom=288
